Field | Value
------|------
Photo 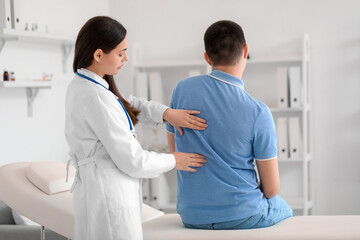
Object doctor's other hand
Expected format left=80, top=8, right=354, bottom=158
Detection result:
left=163, top=108, right=208, bottom=136
left=171, top=152, right=206, bottom=172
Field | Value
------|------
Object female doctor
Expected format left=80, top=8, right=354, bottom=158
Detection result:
left=65, top=16, right=207, bottom=240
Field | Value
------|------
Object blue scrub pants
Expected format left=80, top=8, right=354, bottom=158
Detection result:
left=183, top=195, right=294, bottom=230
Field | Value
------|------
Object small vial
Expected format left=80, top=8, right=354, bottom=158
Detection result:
left=10, top=72, right=15, bottom=81
left=3, top=70, right=9, bottom=81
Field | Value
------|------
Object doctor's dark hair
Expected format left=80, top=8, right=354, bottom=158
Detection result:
left=73, top=16, right=140, bottom=125
left=204, top=20, right=246, bottom=66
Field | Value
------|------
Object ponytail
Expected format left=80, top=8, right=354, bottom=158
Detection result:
left=104, top=75, right=139, bottom=125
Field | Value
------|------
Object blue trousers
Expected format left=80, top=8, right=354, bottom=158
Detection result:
left=183, top=195, right=294, bottom=230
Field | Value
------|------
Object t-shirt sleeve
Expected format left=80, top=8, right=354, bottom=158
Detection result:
left=166, top=85, right=177, bottom=135
left=253, top=106, right=277, bottom=160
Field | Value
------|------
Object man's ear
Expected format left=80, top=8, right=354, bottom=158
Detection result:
left=93, top=49, right=103, bottom=63
left=243, top=44, right=248, bottom=59
left=204, top=52, right=212, bottom=66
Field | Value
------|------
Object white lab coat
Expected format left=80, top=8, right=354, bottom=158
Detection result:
left=65, top=68, right=175, bottom=240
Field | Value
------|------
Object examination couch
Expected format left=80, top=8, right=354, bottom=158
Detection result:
left=0, top=200, right=66, bottom=240
left=0, top=161, right=359, bottom=240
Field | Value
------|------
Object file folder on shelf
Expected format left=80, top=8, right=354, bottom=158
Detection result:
left=276, top=67, right=289, bottom=108
left=289, top=66, right=302, bottom=108
left=142, top=178, right=151, bottom=204
left=151, top=174, right=171, bottom=209
left=10, top=0, right=21, bottom=30
left=277, top=117, right=289, bottom=159
left=135, top=72, right=149, bottom=100
left=0, top=0, right=12, bottom=29
left=288, top=117, right=301, bottom=159
left=149, top=71, right=164, bottom=104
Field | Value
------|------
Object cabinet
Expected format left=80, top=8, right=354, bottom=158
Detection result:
left=0, top=28, right=74, bottom=116
left=133, top=34, right=313, bottom=215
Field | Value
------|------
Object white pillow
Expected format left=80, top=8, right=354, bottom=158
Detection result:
left=142, top=203, right=164, bottom=223
left=26, top=161, right=75, bottom=195
left=12, top=209, right=40, bottom=226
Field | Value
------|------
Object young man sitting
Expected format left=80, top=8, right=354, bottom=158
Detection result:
left=166, top=20, right=294, bottom=230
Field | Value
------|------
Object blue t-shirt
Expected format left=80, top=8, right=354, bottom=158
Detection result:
left=166, top=70, right=277, bottom=225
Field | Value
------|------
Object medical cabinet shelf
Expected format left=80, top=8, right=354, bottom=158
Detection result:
left=2, top=81, right=52, bottom=88
left=0, top=80, right=52, bottom=117
left=0, top=28, right=73, bottom=45
left=133, top=34, right=313, bottom=216
left=0, top=27, right=73, bottom=117
left=0, top=28, right=74, bottom=73
left=133, top=60, right=205, bottom=68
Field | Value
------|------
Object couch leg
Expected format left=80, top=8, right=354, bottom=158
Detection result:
left=41, top=225, right=45, bottom=240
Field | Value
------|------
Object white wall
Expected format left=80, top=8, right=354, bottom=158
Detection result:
left=110, top=0, right=360, bottom=215
left=0, top=0, right=110, bottom=165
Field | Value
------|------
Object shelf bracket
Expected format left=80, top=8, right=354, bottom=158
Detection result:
left=0, top=36, right=18, bottom=54
left=26, top=87, right=39, bottom=117
left=62, top=44, right=73, bottom=73
left=0, top=39, right=5, bottom=53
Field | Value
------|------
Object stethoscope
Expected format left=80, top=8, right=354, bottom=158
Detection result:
left=76, top=72, right=137, bottom=139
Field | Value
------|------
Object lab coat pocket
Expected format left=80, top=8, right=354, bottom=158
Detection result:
left=100, top=167, right=140, bottom=212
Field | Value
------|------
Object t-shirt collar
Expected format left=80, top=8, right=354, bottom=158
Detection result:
left=209, top=69, right=244, bottom=89
left=77, top=68, right=110, bottom=89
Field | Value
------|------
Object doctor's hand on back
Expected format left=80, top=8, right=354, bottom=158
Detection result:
left=163, top=108, right=208, bottom=136
left=163, top=108, right=208, bottom=172
left=172, top=152, right=206, bottom=172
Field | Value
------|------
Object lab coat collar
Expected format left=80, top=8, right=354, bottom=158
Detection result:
left=77, top=68, right=110, bottom=89
left=210, top=69, right=244, bottom=89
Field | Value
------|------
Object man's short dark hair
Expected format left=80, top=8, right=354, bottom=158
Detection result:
left=204, top=20, right=246, bottom=66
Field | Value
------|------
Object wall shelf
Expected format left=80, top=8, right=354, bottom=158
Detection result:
left=2, top=81, right=52, bottom=88
left=270, top=108, right=303, bottom=113
left=133, top=55, right=302, bottom=68
left=278, top=158, right=304, bottom=163
left=247, top=55, right=302, bottom=64
left=133, top=60, right=205, bottom=68
left=0, top=27, right=74, bottom=117
left=0, top=28, right=74, bottom=72
left=0, top=28, right=73, bottom=45
left=1, top=81, right=52, bottom=117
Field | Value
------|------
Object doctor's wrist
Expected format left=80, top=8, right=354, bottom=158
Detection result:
left=162, top=107, right=172, bottom=122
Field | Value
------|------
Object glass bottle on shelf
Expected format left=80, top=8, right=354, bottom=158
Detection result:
left=3, top=70, right=9, bottom=81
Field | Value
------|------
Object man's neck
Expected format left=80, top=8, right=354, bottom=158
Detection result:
left=213, top=65, right=244, bottom=79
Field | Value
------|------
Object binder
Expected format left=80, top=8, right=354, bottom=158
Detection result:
left=276, top=67, right=289, bottom=108
left=132, top=43, right=143, bottom=65
left=135, top=72, right=149, bottom=100
left=142, top=179, right=151, bottom=204
left=277, top=117, right=289, bottom=159
left=288, top=117, right=301, bottom=159
left=0, top=0, right=12, bottom=29
left=10, top=0, right=21, bottom=30
left=149, top=71, right=164, bottom=104
left=151, top=174, right=170, bottom=209
left=289, top=66, right=302, bottom=108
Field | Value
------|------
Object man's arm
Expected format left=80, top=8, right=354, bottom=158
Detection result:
left=256, top=158, right=280, bottom=198
left=167, top=132, right=176, bottom=153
